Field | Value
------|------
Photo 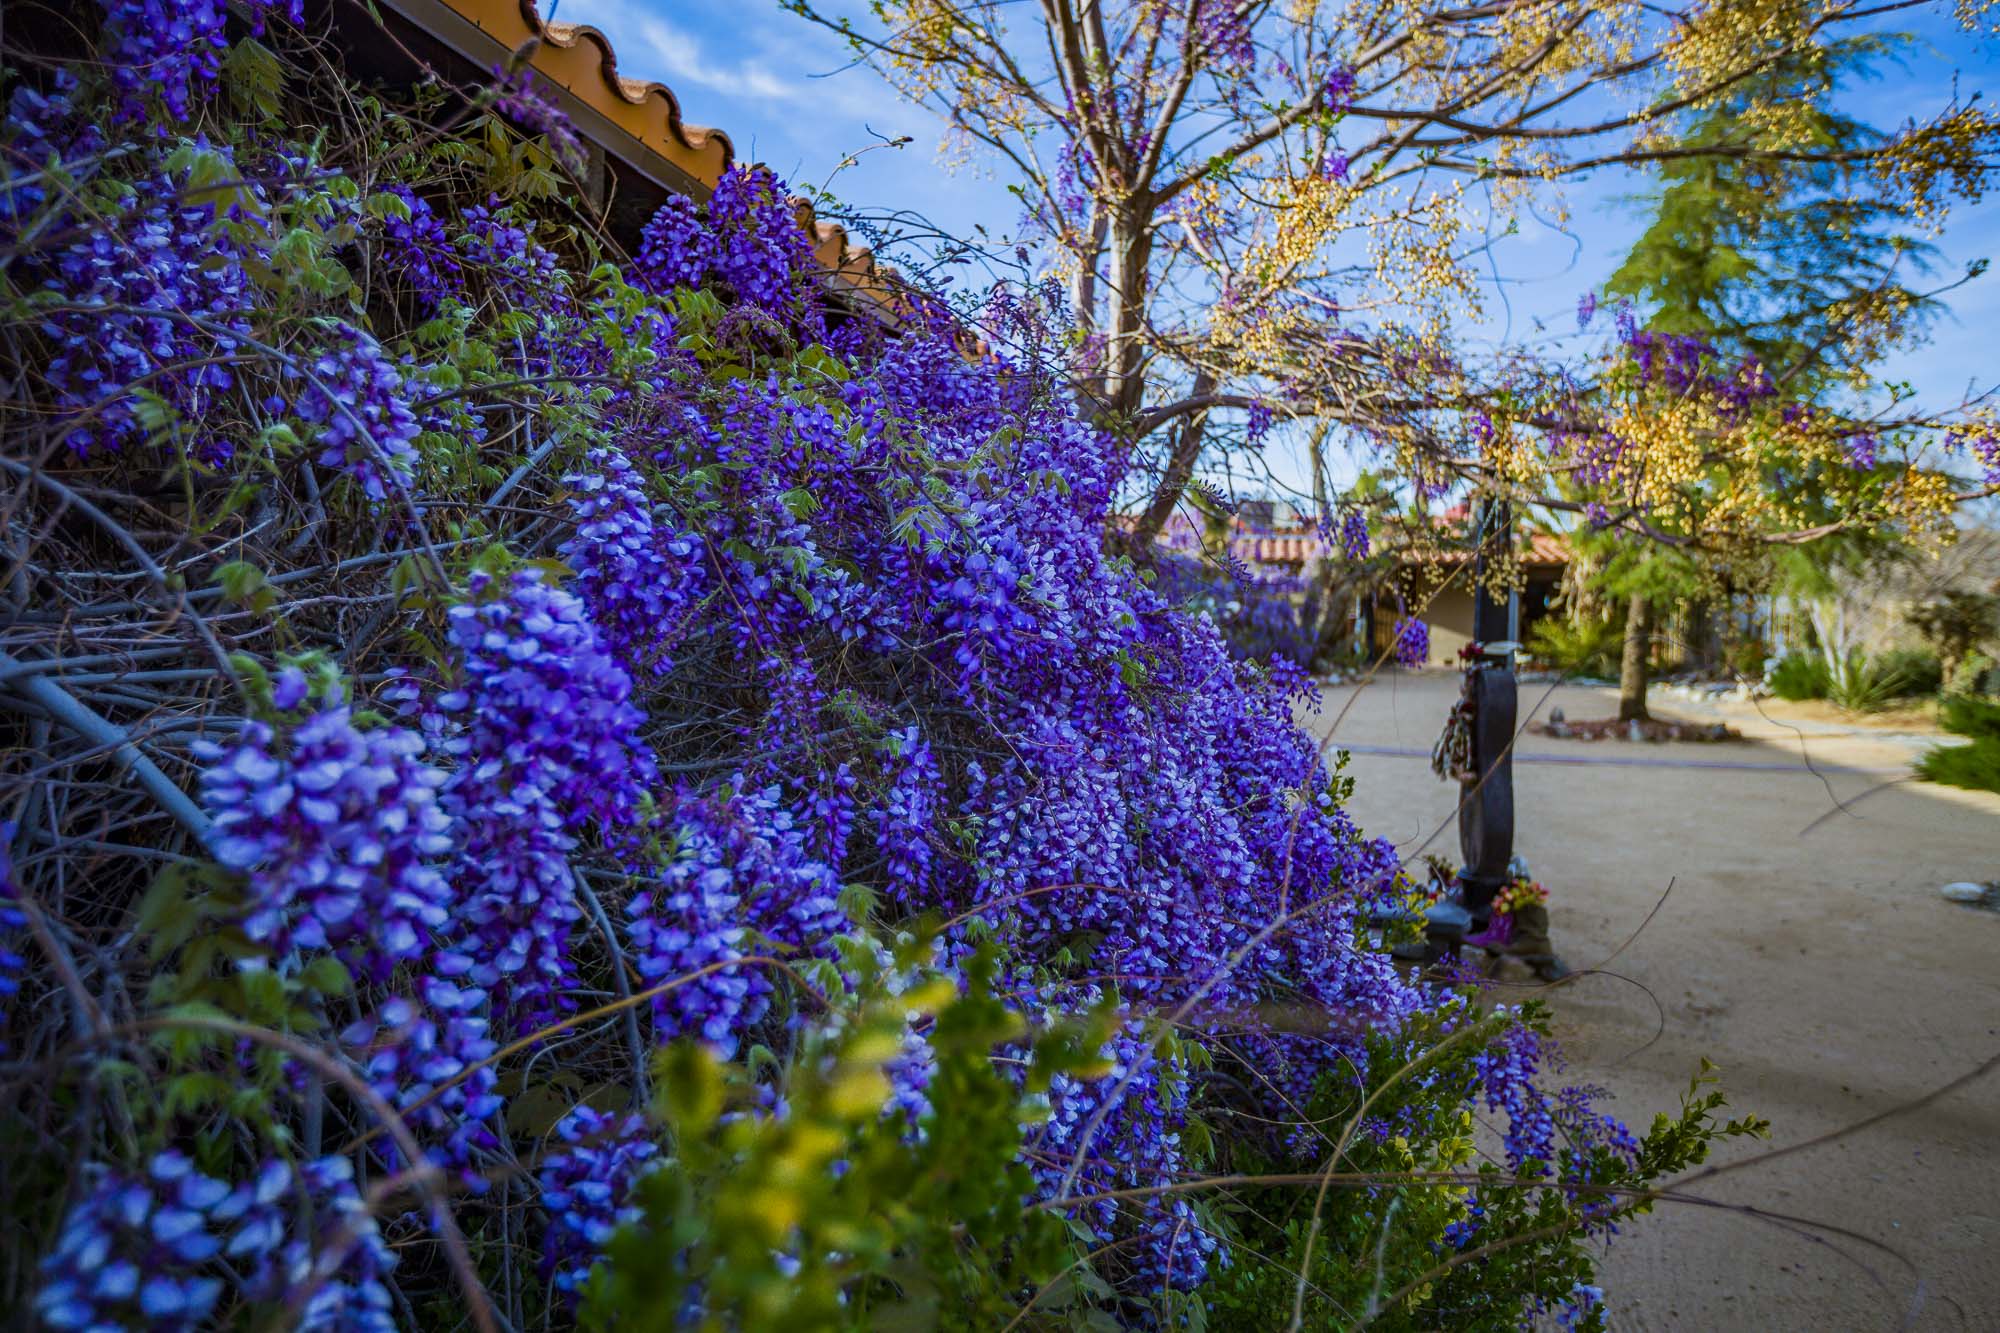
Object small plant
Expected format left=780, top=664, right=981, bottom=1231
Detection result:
left=1938, top=692, right=2000, bottom=742
left=1824, top=650, right=1906, bottom=712
left=1872, top=647, right=1943, bottom=698
left=1915, top=739, right=2000, bottom=793
left=1527, top=616, right=1622, bottom=677
left=1768, top=652, right=1830, bottom=700
left=1915, top=693, right=2000, bottom=794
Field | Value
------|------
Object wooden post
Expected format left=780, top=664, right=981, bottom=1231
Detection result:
left=1458, top=499, right=1516, bottom=923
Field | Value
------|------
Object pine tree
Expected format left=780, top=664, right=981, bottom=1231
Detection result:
left=1597, top=38, right=1938, bottom=718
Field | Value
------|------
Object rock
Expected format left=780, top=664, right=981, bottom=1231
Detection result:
left=1939, top=881, right=1994, bottom=906
left=1424, top=900, right=1472, bottom=936
left=1549, top=706, right=1565, bottom=724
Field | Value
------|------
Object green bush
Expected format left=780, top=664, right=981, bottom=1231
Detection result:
left=1915, top=738, right=2000, bottom=794
left=1203, top=1007, right=1767, bottom=1332
left=1873, top=647, right=1943, bottom=698
left=1939, top=693, right=2000, bottom=741
left=1916, top=695, right=2000, bottom=794
left=1826, top=652, right=1907, bottom=712
left=1527, top=616, right=1622, bottom=677
left=1767, top=652, right=1829, bottom=700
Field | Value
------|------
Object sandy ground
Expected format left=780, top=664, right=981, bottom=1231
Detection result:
left=1306, top=672, right=2000, bottom=1332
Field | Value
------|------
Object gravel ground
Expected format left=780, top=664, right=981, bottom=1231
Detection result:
left=1308, top=672, right=2000, bottom=1332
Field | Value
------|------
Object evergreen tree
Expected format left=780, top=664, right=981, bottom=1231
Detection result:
left=1595, top=38, right=1939, bottom=718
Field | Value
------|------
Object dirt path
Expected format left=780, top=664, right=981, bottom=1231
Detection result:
left=1308, top=673, right=2000, bottom=1332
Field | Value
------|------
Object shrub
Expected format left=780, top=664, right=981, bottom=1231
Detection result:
left=1768, top=652, right=1830, bottom=700
left=1939, top=692, right=2000, bottom=741
left=1825, top=651, right=1908, bottom=713
left=1915, top=738, right=2000, bottom=794
left=1915, top=693, right=2000, bottom=794
left=1527, top=616, right=1622, bottom=677
left=1873, top=647, right=1944, bottom=698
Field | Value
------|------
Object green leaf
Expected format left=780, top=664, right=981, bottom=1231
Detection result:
left=655, top=1039, right=724, bottom=1138
left=222, top=38, right=285, bottom=117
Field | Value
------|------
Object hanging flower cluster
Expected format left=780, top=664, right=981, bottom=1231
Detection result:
left=1394, top=615, right=1430, bottom=667
left=438, top=568, right=656, bottom=1031
left=538, top=1106, right=661, bottom=1300
left=198, top=672, right=454, bottom=980
left=33, top=1152, right=395, bottom=1332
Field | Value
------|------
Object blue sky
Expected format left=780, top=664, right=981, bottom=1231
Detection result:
left=557, top=0, right=1999, bottom=494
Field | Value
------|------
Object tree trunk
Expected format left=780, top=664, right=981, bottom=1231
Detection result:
left=1103, top=213, right=1155, bottom=423
left=1618, top=592, right=1652, bottom=722
left=1125, top=370, right=1216, bottom=555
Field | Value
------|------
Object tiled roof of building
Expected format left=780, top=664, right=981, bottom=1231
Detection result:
left=375, top=0, right=925, bottom=327
left=1137, top=512, right=1570, bottom=569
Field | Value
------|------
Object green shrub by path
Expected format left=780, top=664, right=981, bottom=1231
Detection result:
left=1915, top=738, right=2000, bottom=794
left=1873, top=647, right=1943, bottom=698
left=1771, top=648, right=1941, bottom=710
left=1939, top=693, right=2000, bottom=742
left=1919, top=695, right=2000, bottom=794
left=1769, top=653, right=1830, bottom=700
left=1527, top=617, right=1623, bottom=678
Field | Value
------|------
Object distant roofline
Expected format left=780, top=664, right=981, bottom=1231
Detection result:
left=351, top=0, right=935, bottom=331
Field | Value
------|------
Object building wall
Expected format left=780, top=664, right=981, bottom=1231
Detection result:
left=1423, top=587, right=1477, bottom=666
left=1372, top=586, right=1477, bottom=667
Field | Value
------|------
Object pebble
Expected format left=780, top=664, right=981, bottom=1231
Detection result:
left=1939, top=881, right=1993, bottom=906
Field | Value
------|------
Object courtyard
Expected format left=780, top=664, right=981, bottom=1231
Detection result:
left=1318, top=672, right=2000, bottom=1329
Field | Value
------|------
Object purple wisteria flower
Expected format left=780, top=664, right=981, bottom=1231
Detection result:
left=1476, top=1022, right=1557, bottom=1175
left=626, top=776, right=845, bottom=1057
left=35, top=1152, right=232, bottom=1330
left=40, top=155, right=258, bottom=462
left=36, top=1152, right=396, bottom=1332
left=292, top=323, right=423, bottom=502
left=1844, top=432, right=1880, bottom=470
left=537, top=1105, right=660, bottom=1299
left=1340, top=507, right=1370, bottom=559
left=437, top=568, right=656, bottom=1030
left=634, top=166, right=815, bottom=314
left=375, top=184, right=461, bottom=307
left=197, top=690, right=454, bottom=981
left=561, top=445, right=707, bottom=673
left=1576, top=291, right=1598, bottom=330
left=488, top=63, right=584, bottom=172
left=341, top=979, right=504, bottom=1178
left=1394, top=616, right=1429, bottom=667
left=228, top=1156, right=399, bottom=1331
left=1324, top=65, right=1357, bottom=112
left=1245, top=400, right=1275, bottom=445
left=0, top=822, right=24, bottom=1045
left=636, top=193, right=711, bottom=294
left=875, top=727, right=942, bottom=907
left=1194, top=1, right=1254, bottom=67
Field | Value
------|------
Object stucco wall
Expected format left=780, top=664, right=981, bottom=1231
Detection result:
left=1423, top=586, right=1476, bottom=666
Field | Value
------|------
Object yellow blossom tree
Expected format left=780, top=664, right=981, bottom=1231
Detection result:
left=791, top=0, right=2000, bottom=556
